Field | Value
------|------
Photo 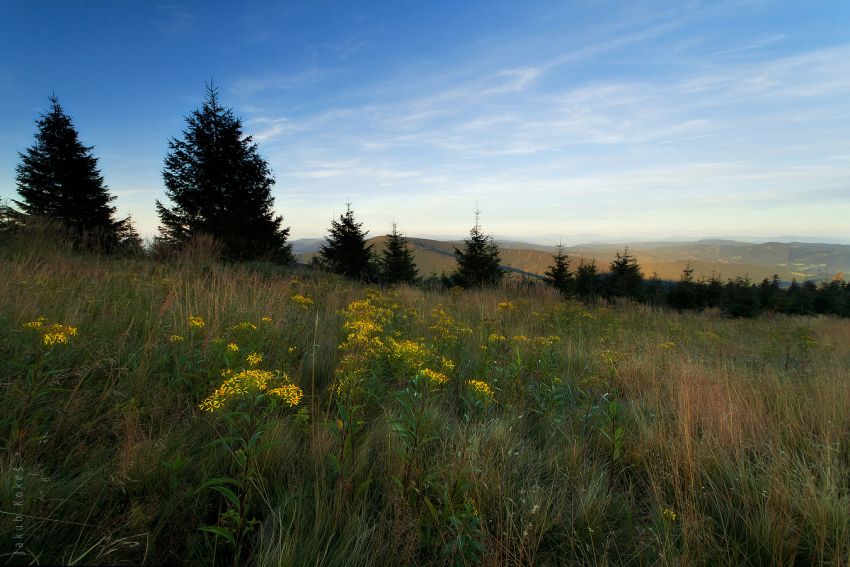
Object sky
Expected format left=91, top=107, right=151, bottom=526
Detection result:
left=1, top=0, right=849, bottom=243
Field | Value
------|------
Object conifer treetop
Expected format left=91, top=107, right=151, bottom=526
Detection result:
left=14, top=95, right=135, bottom=249
left=380, top=221, right=419, bottom=285
left=156, top=83, right=293, bottom=263
left=318, top=202, right=374, bottom=279
left=452, top=209, right=503, bottom=288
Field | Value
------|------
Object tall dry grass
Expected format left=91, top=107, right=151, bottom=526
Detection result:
left=0, top=241, right=848, bottom=565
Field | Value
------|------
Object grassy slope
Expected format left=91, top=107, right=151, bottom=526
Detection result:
left=1, top=250, right=849, bottom=565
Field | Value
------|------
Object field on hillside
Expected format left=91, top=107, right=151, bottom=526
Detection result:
left=2, top=250, right=850, bottom=565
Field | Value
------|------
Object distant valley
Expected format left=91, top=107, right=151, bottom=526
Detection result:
left=294, top=237, right=850, bottom=283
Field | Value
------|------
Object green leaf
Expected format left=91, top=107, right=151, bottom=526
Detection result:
left=209, top=484, right=242, bottom=512
left=198, top=525, right=236, bottom=546
left=328, top=453, right=341, bottom=474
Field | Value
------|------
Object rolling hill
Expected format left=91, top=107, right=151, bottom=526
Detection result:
left=294, top=237, right=850, bottom=283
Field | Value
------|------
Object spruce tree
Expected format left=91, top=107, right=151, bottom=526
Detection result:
left=0, top=199, right=21, bottom=238
left=318, top=203, right=374, bottom=279
left=544, top=242, right=572, bottom=296
left=14, top=95, right=135, bottom=249
left=156, top=84, right=293, bottom=263
left=645, top=272, right=667, bottom=306
left=380, top=222, right=419, bottom=285
left=605, top=248, right=644, bottom=300
left=704, top=272, right=724, bottom=308
left=669, top=264, right=699, bottom=310
left=575, top=258, right=599, bottom=301
left=758, top=275, right=783, bottom=312
left=452, top=211, right=503, bottom=288
left=724, top=276, right=761, bottom=318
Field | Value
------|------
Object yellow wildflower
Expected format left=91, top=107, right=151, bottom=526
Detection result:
left=658, top=341, right=675, bottom=350
left=23, top=316, right=46, bottom=330
left=267, top=383, right=303, bottom=407
left=43, top=322, right=78, bottom=336
left=169, top=334, right=184, bottom=343
left=25, top=318, right=77, bottom=346
left=387, top=338, right=430, bottom=372
left=232, top=321, right=257, bottom=332
left=291, top=294, right=314, bottom=308
left=440, top=356, right=455, bottom=371
left=601, top=348, right=624, bottom=366
left=246, top=352, right=263, bottom=366
left=497, top=301, right=514, bottom=311
left=261, top=316, right=273, bottom=323
left=488, top=333, right=506, bottom=342
left=662, top=508, right=678, bottom=522
left=42, top=332, right=69, bottom=346
left=226, top=343, right=239, bottom=352
left=198, top=369, right=302, bottom=412
left=467, top=379, right=494, bottom=401
left=429, top=307, right=472, bottom=341
left=420, top=368, right=449, bottom=386
left=512, top=335, right=529, bottom=342
left=534, top=335, right=561, bottom=347
left=188, top=315, right=205, bottom=329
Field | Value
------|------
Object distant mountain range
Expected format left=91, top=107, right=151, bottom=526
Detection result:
left=292, top=237, right=850, bottom=282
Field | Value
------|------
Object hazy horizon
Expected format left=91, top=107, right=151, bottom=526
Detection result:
left=288, top=232, right=850, bottom=247
left=2, top=1, right=849, bottom=242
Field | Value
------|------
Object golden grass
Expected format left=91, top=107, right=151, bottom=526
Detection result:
left=1, top=250, right=849, bottom=565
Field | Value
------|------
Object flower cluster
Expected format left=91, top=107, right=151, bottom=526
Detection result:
left=169, top=334, right=184, bottom=343
left=267, top=383, right=303, bottom=407
left=467, top=379, right=494, bottom=402
left=601, top=348, right=625, bottom=367
left=334, top=295, right=393, bottom=393
left=429, top=307, right=472, bottom=341
left=198, top=368, right=303, bottom=412
left=334, top=293, right=453, bottom=394
left=291, top=294, right=314, bottom=308
left=232, top=321, right=257, bottom=332
left=497, top=301, right=514, bottom=311
left=23, top=317, right=78, bottom=347
left=246, top=352, right=263, bottom=366
left=533, top=335, right=561, bottom=347
left=420, top=368, right=449, bottom=386
left=188, top=315, right=205, bottom=329
left=387, top=337, right=432, bottom=373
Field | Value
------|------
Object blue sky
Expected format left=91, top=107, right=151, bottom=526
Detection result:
left=1, top=1, right=849, bottom=242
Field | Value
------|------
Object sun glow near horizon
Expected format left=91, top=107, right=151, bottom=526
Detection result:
left=1, top=1, right=849, bottom=242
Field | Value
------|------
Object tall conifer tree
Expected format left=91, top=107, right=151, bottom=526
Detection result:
left=14, top=95, right=135, bottom=249
left=544, top=242, right=573, bottom=296
left=380, top=222, right=419, bottom=285
left=452, top=210, right=503, bottom=288
left=605, top=248, right=644, bottom=300
left=575, top=258, right=599, bottom=301
left=156, top=84, right=293, bottom=263
left=318, top=203, right=374, bottom=279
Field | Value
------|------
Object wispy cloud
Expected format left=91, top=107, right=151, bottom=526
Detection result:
left=151, top=4, right=194, bottom=37
left=232, top=68, right=326, bottom=95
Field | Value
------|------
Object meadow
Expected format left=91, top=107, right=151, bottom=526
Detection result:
left=1, top=242, right=849, bottom=566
